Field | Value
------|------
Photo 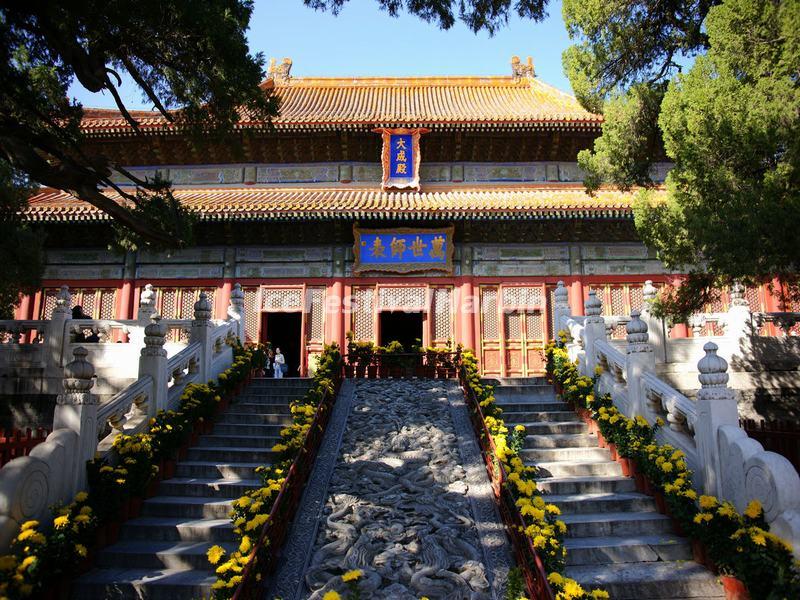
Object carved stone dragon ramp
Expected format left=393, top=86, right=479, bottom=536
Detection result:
left=269, top=379, right=512, bottom=600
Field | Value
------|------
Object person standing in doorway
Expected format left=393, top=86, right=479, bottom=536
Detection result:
left=273, top=347, right=286, bottom=379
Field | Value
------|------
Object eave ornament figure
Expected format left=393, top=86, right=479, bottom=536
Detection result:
left=374, top=128, right=429, bottom=191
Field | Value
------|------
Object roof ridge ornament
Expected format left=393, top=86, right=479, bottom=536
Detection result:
left=268, top=57, right=293, bottom=83
left=511, top=56, right=535, bottom=81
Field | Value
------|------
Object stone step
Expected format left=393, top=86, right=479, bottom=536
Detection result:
left=226, top=402, right=290, bottom=414
left=561, top=511, right=673, bottom=538
left=522, top=446, right=610, bottom=462
left=175, top=461, right=263, bottom=480
left=566, top=561, right=725, bottom=599
left=217, top=411, right=291, bottom=425
left=520, top=421, right=588, bottom=435
left=483, top=377, right=548, bottom=386
left=73, top=568, right=216, bottom=600
left=493, top=386, right=555, bottom=397
left=157, top=477, right=260, bottom=499
left=524, top=433, right=598, bottom=449
left=535, top=476, right=636, bottom=495
left=96, top=540, right=235, bottom=571
left=248, top=377, right=312, bottom=388
left=196, top=434, right=281, bottom=449
left=546, top=492, right=656, bottom=515
left=534, top=460, right=622, bottom=478
left=212, top=422, right=285, bottom=437
left=564, top=534, right=691, bottom=566
left=496, top=401, right=568, bottom=413
left=233, top=393, right=301, bottom=403
left=501, top=411, right=578, bottom=423
left=121, top=517, right=236, bottom=543
left=142, top=496, right=233, bottom=519
left=186, top=446, right=275, bottom=463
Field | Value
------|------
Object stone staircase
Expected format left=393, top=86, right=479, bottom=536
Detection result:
left=487, top=377, right=724, bottom=599
left=73, top=377, right=312, bottom=600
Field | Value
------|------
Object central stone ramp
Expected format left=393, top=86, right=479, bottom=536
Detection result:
left=279, top=379, right=511, bottom=600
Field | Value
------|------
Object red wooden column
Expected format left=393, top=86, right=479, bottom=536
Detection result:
left=460, top=278, right=477, bottom=351
left=569, top=279, right=585, bottom=316
left=217, top=280, right=233, bottom=320
left=16, top=293, right=31, bottom=321
left=328, top=279, right=345, bottom=350
left=118, top=281, right=134, bottom=320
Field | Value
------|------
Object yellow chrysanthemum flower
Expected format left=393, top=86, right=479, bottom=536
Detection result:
left=342, top=569, right=363, bottom=582
left=323, top=591, right=341, bottom=600
left=744, top=500, right=762, bottom=519
left=207, top=545, right=226, bottom=565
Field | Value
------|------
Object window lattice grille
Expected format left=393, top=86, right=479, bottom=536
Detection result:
left=41, top=287, right=116, bottom=319
left=432, top=287, right=452, bottom=341
left=262, top=288, right=302, bottom=311
left=526, top=311, right=543, bottom=340
left=308, top=287, right=325, bottom=341
left=244, top=287, right=259, bottom=342
left=505, top=312, right=522, bottom=340
left=353, top=287, right=374, bottom=341
left=377, top=286, right=426, bottom=310
left=502, top=286, right=543, bottom=309
left=481, top=287, right=499, bottom=340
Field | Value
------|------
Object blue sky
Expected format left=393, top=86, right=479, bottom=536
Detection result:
left=69, top=0, right=574, bottom=110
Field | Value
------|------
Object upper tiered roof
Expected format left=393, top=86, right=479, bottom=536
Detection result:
left=79, top=58, right=601, bottom=135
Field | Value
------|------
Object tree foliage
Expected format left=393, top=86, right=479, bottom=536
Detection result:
left=0, top=0, right=277, bottom=314
left=305, top=0, right=548, bottom=34
left=566, top=0, right=800, bottom=316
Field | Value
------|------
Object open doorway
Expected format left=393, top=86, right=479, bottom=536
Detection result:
left=261, top=312, right=303, bottom=377
left=379, top=311, right=423, bottom=351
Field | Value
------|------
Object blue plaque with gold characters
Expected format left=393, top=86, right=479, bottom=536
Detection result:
left=353, top=225, right=454, bottom=274
left=374, top=128, right=428, bottom=191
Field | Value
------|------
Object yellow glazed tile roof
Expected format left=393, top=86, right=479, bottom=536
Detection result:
left=25, top=185, right=656, bottom=221
left=79, top=75, right=601, bottom=134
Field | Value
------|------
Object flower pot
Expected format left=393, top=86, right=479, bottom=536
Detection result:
left=415, top=366, right=426, bottom=378
left=94, top=524, right=108, bottom=550
left=389, top=367, right=402, bottom=378
left=634, top=471, right=646, bottom=493
left=145, top=477, right=160, bottom=499
left=691, top=539, right=706, bottom=565
left=436, top=366, right=447, bottom=379
left=721, top=575, right=750, bottom=600
left=128, top=496, right=144, bottom=519
left=378, top=365, right=389, bottom=378
left=203, top=420, right=214, bottom=434
left=596, top=431, right=607, bottom=448
left=355, top=365, right=366, bottom=378
left=344, top=365, right=354, bottom=378
left=619, top=457, right=632, bottom=477
left=118, top=501, right=130, bottom=523
left=608, top=443, right=618, bottom=461
left=367, top=366, right=378, bottom=379
left=106, top=521, right=121, bottom=545
left=653, top=491, right=667, bottom=514
left=424, top=366, right=436, bottom=378
left=642, top=476, right=654, bottom=496
left=162, top=458, right=176, bottom=480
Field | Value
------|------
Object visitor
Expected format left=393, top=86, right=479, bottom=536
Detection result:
left=274, top=347, right=286, bottom=379
left=70, top=305, right=99, bottom=342
left=265, top=348, right=275, bottom=377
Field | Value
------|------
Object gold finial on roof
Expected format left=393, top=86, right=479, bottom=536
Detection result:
left=268, top=57, right=293, bottom=83
left=511, top=55, right=535, bottom=80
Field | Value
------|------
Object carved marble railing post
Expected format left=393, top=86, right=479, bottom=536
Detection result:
left=694, top=342, right=739, bottom=496
left=227, top=283, right=245, bottom=342
left=625, top=310, right=656, bottom=417
left=138, top=315, right=168, bottom=413
left=190, top=292, right=214, bottom=382
left=640, top=280, right=666, bottom=363
left=46, top=285, right=71, bottom=373
left=128, top=284, right=157, bottom=348
left=582, top=290, right=606, bottom=373
left=724, top=281, right=752, bottom=344
left=553, top=281, right=571, bottom=334
left=52, top=347, right=97, bottom=494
